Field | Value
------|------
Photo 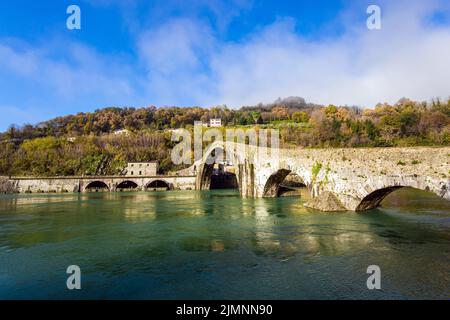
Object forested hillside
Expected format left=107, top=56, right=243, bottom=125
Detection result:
left=1, top=97, right=449, bottom=176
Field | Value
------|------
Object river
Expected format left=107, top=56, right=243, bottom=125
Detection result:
left=0, top=188, right=449, bottom=299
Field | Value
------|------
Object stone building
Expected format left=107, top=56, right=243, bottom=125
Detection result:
left=125, top=162, right=158, bottom=176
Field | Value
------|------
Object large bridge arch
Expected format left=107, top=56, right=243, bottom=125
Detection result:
left=355, top=181, right=449, bottom=211
left=196, top=141, right=243, bottom=192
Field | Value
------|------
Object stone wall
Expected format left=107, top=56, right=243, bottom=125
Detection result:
left=9, top=176, right=196, bottom=193
left=0, top=177, right=17, bottom=193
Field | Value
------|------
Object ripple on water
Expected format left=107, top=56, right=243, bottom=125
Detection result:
left=0, top=189, right=449, bottom=299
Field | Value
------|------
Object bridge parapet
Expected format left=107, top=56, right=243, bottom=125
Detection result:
left=8, top=175, right=196, bottom=194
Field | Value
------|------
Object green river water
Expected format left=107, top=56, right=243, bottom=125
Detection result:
left=0, top=188, right=449, bottom=299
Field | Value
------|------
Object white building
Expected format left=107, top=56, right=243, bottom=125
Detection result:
left=125, top=162, right=159, bottom=176
left=194, top=120, right=208, bottom=127
left=113, top=129, right=130, bottom=136
left=209, top=118, right=222, bottom=127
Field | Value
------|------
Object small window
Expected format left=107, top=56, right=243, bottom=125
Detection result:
left=131, top=171, right=134, bottom=175
left=139, top=171, right=142, bottom=175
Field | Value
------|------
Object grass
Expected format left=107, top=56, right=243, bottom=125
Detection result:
left=312, top=161, right=323, bottom=181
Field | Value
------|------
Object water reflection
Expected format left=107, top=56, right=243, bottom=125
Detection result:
left=0, top=188, right=450, bottom=299
left=0, top=193, right=81, bottom=208
left=234, top=196, right=377, bottom=260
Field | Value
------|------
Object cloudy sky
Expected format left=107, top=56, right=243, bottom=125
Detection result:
left=0, top=0, right=450, bottom=130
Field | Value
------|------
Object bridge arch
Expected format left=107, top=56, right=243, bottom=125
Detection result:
left=197, top=141, right=241, bottom=191
left=146, top=180, right=172, bottom=190
left=262, top=169, right=307, bottom=197
left=263, top=169, right=292, bottom=197
left=116, top=180, right=139, bottom=191
left=355, top=182, right=448, bottom=211
left=85, top=181, right=109, bottom=192
left=278, top=172, right=307, bottom=197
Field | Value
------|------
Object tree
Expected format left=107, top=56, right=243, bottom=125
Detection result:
left=292, top=111, right=309, bottom=123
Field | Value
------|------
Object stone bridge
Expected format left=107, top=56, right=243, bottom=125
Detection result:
left=9, top=175, right=196, bottom=193
left=194, top=141, right=450, bottom=211
left=5, top=143, right=449, bottom=212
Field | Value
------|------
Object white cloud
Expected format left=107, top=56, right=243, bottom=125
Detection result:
left=132, top=0, right=450, bottom=108
left=0, top=40, right=136, bottom=101
left=205, top=0, right=450, bottom=107
left=138, top=18, right=215, bottom=75
left=136, top=18, right=218, bottom=105
left=0, top=40, right=141, bottom=129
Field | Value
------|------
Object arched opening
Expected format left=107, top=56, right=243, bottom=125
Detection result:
left=356, top=186, right=449, bottom=211
left=356, top=186, right=402, bottom=211
left=146, top=180, right=171, bottom=191
left=199, top=147, right=238, bottom=190
left=210, top=169, right=238, bottom=189
left=277, top=172, right=307, bottom=197
left=264, top=169, right=307, bottom=197
left=85, top=181, right=109, bottom=192
left=116, top=180, right=138, bottom=191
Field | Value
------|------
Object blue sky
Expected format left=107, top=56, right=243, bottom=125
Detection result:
left=0, top=0, right=450, bottom=130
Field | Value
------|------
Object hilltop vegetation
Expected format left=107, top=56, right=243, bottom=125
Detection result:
left=0, top=97, right=449, bottom=176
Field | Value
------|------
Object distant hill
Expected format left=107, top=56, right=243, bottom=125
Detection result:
left=1, top=97, right=322, bottom=141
